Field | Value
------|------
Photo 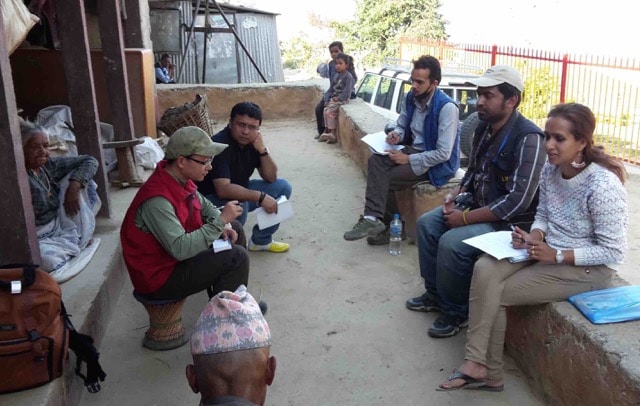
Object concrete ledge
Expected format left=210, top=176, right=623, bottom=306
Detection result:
left=395, top=180, right=459, bottom=242
left=506, top=294, right=640, bottom=405
left=3, top=189, right=134, bottom=406
left=336, top=99, right=640, bottom=405
left=156, top=81, right=323, bottom=125
left=338, top=100, right=389, bottom=175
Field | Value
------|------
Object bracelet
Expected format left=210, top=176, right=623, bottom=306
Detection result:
left=533, top=229, right=545, bottom=241
left=462, top=208, right=470, bottom=225
left=258, top=191, right=266, bottom=205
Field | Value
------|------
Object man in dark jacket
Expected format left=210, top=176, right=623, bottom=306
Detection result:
left=406, top=65, right=546, bottom=338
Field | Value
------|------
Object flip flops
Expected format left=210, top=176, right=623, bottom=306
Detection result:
left=465, top=383, right=504, bottom=392
left=436, top=371, right=486, bottom=391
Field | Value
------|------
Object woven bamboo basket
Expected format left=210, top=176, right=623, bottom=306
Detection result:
left=143, top=299, right=186, bottom=342
left=157, top=94, right=215, bottom=136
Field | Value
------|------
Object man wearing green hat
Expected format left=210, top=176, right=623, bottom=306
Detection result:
left=120, top=126, right=250, bottom=302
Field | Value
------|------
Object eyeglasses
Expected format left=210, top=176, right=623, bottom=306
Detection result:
left=185, top=156, right=213, bottom=166
left=233, top=121, right=260, bottom=132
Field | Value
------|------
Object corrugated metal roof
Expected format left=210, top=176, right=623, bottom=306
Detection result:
left=197, top=1, right=280, bottom=16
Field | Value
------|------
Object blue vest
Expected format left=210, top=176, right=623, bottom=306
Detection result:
left=404, top=89, right=460, bottom=187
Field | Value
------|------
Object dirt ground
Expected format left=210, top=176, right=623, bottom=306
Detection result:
left=79, top=117, right=640, bottom=406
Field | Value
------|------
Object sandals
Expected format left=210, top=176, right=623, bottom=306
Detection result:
left=436, top=371, right=485, bottom=391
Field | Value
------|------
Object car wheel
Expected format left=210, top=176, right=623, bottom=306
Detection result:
left=459, top=112, right=481, bottom=157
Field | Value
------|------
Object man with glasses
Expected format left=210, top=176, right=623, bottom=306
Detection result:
left=197, top=102, right=292, bottom=253
left=121, top=126, right=250, bottom=307
left=344, top=55, right=461, bottom=244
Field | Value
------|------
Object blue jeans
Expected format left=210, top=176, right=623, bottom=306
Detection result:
left=416, top=206, right=494, bottom=319
left=206, top=178, right=292, bottom=246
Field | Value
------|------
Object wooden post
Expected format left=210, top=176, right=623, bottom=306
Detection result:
left=56, top=0, right=112, bottom=217
left=97, top=0, right=142, bottom=186
left=123, top=0, right=144, bottom=48
left=0, top=15, right=40, bottom=264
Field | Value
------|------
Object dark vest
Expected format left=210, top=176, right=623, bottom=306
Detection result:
left=471, top=114, right=544, bottom=230
left=404, top=89, right=460, bottom=187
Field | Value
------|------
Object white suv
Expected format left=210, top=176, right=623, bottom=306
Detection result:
left=355, top=62, right=481, bottom=158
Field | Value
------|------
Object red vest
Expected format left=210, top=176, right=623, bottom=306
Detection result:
left=120, top=161, right=204, bottom=294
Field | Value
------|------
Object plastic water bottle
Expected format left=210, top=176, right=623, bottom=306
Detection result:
left=389, top=213, right=402, bottom=256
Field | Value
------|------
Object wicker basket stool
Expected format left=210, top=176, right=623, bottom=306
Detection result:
left=133, top=293, right=189, bottom=351
left=157, top=94, right=215, bottom=137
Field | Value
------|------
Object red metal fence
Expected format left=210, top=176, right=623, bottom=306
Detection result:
left=400, top=38, right=640, bottom=164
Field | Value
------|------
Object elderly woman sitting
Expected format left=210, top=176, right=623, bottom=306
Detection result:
left=21, top=120, right=101, bottom=281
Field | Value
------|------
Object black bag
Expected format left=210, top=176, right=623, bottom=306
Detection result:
left=0, top=264, right=106, bottom=394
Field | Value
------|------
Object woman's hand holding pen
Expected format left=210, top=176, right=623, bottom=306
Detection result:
left=510, top=225, right=529, bottom=249
left=511, top=225, right=553, bottom=263
left=219, top=200, right=243, bottom=224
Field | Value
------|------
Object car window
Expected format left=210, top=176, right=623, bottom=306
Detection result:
left=457, top=89, right=478, bottom=120
left=373, top=77, right=396, bottom=110
left=356, top=74, right=378, bottom=103
left=396, top=81, right=412, bottom=115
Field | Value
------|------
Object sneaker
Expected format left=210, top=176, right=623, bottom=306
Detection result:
left=405, top=292, right=441, bottom=312
left=318, top=133, right=333, bottom=142
left=366, top=227, right=408, bottom=245
left=343, top=216, right=386, bottom=241
left=428, top=313, right=469, bottom=338
left=248, top=240, right=290, bottom=253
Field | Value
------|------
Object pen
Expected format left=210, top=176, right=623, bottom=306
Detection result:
left=510, top=224, right=526, bottom=244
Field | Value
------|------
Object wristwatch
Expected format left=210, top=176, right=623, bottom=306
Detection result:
left=259, top=147, right=269, bottom=157
left=555, top=249, right=564, bottom=264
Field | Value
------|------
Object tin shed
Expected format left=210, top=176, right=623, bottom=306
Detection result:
left=150, top=1, right=283, bottom=84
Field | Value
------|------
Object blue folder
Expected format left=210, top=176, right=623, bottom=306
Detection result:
left=568, top=285, right=640, bottom=324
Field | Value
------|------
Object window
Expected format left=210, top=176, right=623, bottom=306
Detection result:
left=373, top=77, right=396, bottom=110
left=396, top=81, right=412, bottom=115
left=457, top=89, right=478, bottom=120
left=356, top=74, right=378, bottom=103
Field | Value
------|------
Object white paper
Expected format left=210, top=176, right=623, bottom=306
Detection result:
left=212, top=238, right=232, bottom=253
left=462, top=231, right=529, bottom=261
left=254, top=195, right=294, bottom=230
left=361, top=131, right=405, bottom=155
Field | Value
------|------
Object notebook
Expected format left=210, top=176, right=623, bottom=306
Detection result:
left=254, top=195, right=294, bottom=230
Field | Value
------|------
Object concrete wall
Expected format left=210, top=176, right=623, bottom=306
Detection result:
left=156, top=81, right=323, bottom=126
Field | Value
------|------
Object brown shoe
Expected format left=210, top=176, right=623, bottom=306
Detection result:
left=326, top=134, right=338, bottom=144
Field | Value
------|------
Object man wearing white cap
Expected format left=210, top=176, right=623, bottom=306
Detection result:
left=187, top=285, right=276, bottom=405
left=121, top=126, right=249, bottom=305
left=406, top=65, right=546, bottom=338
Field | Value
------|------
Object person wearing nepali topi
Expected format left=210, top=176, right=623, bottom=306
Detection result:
left=187, top=285, right=276, bottom=406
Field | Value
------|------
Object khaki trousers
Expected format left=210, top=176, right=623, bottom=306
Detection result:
left=465, top=255, right=615, bottom=379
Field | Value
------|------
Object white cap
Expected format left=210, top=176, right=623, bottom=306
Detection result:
left=467, top=65, right=524, bottom=92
